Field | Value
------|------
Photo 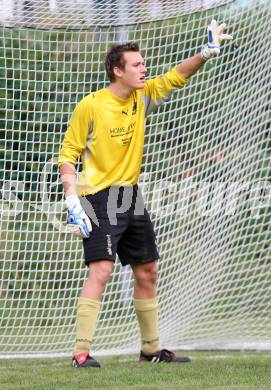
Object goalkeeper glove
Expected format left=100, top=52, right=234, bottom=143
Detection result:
left=65, top=194, right=92, bottom=238
left=201, top=19, right=233, bottom=60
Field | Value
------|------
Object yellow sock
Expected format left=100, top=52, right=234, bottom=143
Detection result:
left=73, top=297, right=101, bottom=355
left=133, top=298, right=159, bottom=355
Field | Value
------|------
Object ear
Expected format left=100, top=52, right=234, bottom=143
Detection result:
left=113, top=66, right=123, bottom=79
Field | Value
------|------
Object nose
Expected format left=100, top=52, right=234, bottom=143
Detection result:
left=141, top=65, right=147, bottom=73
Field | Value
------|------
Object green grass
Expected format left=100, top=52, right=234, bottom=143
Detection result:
left=0, top=351, right=270, bottom=390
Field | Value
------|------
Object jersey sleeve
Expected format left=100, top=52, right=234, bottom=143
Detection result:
left=141, top=66, right=189, bottom=116
left=58, top=97, right=93, bottom=167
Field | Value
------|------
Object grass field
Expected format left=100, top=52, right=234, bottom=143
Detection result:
left=1, top=351, right=270, bottom=390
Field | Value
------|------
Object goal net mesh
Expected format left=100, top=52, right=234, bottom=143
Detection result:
left=0, top=0, right=270, bottom=357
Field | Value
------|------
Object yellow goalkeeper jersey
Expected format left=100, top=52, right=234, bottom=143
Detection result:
left=58, top=67, right=188, bottom=195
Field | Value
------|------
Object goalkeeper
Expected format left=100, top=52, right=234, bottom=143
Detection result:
left=58, top=20, right=232, bottom=368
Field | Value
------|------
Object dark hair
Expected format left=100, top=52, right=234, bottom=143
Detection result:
left=105, top=42, right=140, bottom=82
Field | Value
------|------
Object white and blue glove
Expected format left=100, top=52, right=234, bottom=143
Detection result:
left=65, top=195, right=92, bottom=238
left=201, top=19, right=233, bottom=60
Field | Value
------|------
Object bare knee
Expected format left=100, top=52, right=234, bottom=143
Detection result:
left=133, top=262, right=158, bottom=287
left=89, top=260, right=114, bottom=287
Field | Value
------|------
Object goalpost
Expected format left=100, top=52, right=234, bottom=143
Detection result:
left=0, top=0, right=270, bottom=357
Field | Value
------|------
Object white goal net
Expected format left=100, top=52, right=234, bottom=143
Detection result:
left=0, top=0, right=270, bottom=357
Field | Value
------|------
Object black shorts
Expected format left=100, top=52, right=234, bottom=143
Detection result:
left=81, top=185, right=159, bottom=267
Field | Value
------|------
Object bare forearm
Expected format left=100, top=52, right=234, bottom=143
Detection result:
left=59, top=163, right=77, bottom=196
left=176, top=53, right=206, bottom=79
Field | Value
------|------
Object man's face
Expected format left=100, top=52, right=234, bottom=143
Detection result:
left=114, top=51, right=147, bottom=89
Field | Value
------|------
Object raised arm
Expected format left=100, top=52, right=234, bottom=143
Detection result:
left=176, top=54, right=206, bottom=79
left=177, top=19, right=233, bottom=79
